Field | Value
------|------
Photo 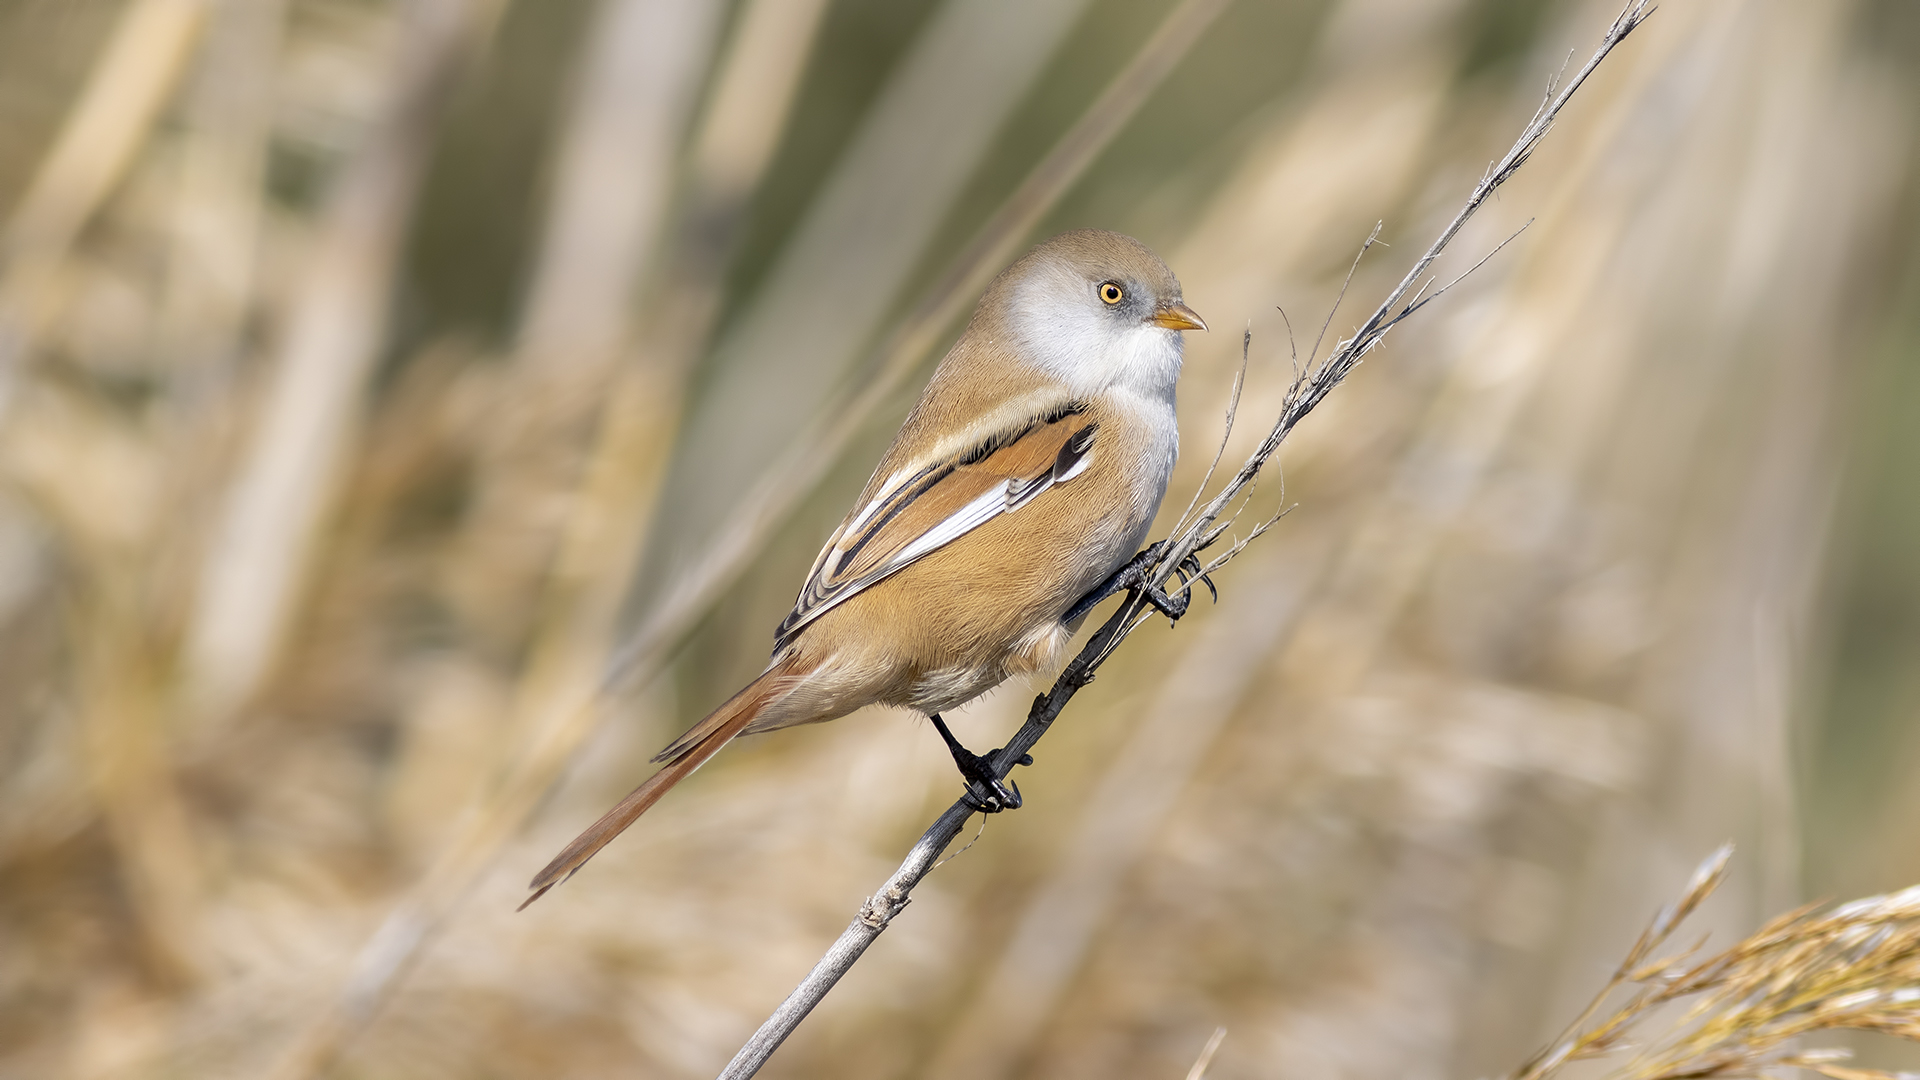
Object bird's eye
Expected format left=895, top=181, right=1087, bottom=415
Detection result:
left=1099, top=282, right=1124, bottom=305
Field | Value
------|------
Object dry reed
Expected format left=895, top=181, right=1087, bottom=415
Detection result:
left=1515, top=847, right=1920, bottom=1080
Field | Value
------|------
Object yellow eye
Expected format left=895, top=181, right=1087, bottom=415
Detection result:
left=1099, top=282, right=1124, bottom=305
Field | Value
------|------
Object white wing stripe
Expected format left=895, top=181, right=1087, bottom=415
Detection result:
left=775, top=419, right=1096, bottom=648
left=891, top=481, right=1020, bottom=568
left=843, top=465, right=915, bottom=536
left=1053, top=447, right=1093, bottom=484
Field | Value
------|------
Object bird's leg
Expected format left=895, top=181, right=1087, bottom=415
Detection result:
left=928, top=714, right=1028, bottom=812
left=1063, top=541, right=1216, bottom=625
left=1064, top=541, right=1164, bottom=623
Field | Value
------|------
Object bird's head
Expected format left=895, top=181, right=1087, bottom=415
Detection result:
left=992, top=229, right=1205, bottom=399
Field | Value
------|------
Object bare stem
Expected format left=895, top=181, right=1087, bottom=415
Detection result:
left=715, top=3, right=1655, bottom=1077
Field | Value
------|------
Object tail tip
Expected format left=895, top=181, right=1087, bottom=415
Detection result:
left=518, top=864, right=575, bottom=911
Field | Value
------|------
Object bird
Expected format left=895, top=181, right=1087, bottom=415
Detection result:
left=523, top=229, right=1206, bottom=907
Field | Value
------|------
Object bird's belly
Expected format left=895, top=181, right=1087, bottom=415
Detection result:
left=902, top=618, right=1072, bottom=714
left=903, top=665, right=1003, bottom=715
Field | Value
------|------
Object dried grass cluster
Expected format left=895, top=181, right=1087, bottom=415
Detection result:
left=1518, top=848, right=1920, bottom=1080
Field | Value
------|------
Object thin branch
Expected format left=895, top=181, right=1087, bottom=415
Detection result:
left=716, top=2, right=1655, bottom=1076
left=1278, top=305, right=1302, bottom=384
left=1308, top=221, right=1382, bottom=370
left=1186, top=1027, right=1229, bottom=1080
left=1395, top=218, right=1534, bottom=324
left=1150, top=0, right=1652, bottom=598
left=1169, top=326, right=1250, bottom=540
left=1194, top=501, right=1294, bottom=582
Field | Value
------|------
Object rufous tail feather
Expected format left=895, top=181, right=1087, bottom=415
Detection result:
left=520, top=657, right=807, bottom=909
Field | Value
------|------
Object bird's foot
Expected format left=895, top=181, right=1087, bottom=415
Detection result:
left=1165, top=549, right=1218, bottom=615
left=1064, top=541, right=1217, bottom=625
left=929, top=714, right=1030, bottom=812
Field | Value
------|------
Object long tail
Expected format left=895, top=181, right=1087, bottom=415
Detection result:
left=520, top=657, right=808, bottom=908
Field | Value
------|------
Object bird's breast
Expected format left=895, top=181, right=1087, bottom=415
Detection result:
left=1099, top=387, right=1179, bottom=525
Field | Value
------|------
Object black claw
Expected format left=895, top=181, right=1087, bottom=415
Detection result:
left=1167, top=552, right=1216, bottom=609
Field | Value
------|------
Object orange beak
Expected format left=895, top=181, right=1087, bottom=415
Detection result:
left=1149, top=300, right=1207, bottom=331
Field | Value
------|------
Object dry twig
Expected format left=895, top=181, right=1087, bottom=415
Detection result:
left=716, top=2, right=1657, bottom=1076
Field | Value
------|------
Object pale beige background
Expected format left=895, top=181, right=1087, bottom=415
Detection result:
left=0, top=0, right=1915, bottom=1077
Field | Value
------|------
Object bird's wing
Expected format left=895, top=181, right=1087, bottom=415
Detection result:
left=775, top=404, right=1098, bottom=650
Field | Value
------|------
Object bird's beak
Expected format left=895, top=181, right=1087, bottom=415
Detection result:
left=1150, top=301, right=1207, bottom=332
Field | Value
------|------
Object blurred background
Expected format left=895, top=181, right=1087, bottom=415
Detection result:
left=0, top=0, right=1916, bottom=1076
